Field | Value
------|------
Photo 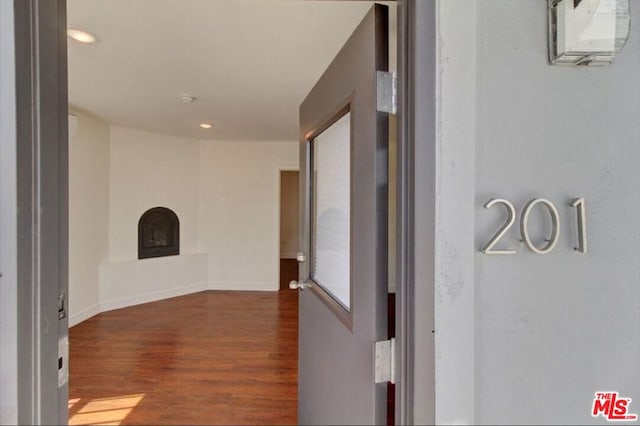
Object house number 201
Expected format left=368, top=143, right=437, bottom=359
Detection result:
left=480, top=197, right=587, bottom=255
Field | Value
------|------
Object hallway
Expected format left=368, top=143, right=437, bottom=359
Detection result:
left=68, top=291, right=298, bottom=425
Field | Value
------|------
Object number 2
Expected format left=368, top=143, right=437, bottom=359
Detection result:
left=480, top=198, right=517, bottom=255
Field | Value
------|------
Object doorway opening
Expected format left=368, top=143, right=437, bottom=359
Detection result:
left=279, top=170, right=300, bottom=291
left=65, top=1, right=398, bottom=425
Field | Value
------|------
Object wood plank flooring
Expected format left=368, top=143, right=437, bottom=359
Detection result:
left=69, top=290, right=298, bottom=425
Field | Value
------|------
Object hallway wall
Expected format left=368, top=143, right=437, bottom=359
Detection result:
left=198, top=140, right=299, bottom=291
left=68, top=110, right=110, bottom=325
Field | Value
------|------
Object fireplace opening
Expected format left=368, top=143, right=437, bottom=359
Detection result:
left=138, top=207, right=179, bottom=259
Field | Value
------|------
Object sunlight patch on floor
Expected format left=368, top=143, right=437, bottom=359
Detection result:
left=69, top=394, right=145, bottom=426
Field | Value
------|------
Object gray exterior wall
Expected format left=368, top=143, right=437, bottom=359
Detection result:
left=0, top=0, right=18, bottom=423
left=431, top=1, right=640, bottom=424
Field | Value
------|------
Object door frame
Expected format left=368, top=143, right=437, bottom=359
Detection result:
left=2, top=0, right=69, bottom=424
left=2, top=0, right=437, bottom=424
left=395, top=0, right=436, bottom=424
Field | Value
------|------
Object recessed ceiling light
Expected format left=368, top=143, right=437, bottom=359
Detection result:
left=67, top=28, right=98, bottom=44
left=200, top=123, right=213, bottom=129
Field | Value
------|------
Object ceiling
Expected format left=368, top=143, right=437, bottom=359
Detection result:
left=67, top=0, right=395, bottom=142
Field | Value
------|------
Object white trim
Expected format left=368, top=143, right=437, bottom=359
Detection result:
left=69, top=304, right=100, bottom=328
left=99, top=282, right=208, bottom=313
left=70, top=281, right=279, bottom=327
left=207, top=281, right=277, bottom=292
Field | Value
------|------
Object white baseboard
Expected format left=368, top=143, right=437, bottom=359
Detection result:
left=100, top=282, right=209, bottom=313
left=69, top=281, right=278, bottom=327
left=69, top=303, right=101, bottom=327
left=207, top=281, right=277, bottom=291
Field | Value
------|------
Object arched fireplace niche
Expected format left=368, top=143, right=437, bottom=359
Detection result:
left=138, top=207, right=179, bottom=259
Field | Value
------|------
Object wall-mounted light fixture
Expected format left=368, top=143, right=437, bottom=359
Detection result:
left=548, top=0, right=630, bottom=66
left=67, top=28, right=98, bottom=44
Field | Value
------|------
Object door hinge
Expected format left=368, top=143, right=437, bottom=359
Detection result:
left=374, top=337, right=395, bottom=384
left=376, top=71, right=397, bottom=114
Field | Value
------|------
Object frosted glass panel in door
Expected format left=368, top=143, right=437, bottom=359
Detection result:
left=311, top=112, right=351, bottom=311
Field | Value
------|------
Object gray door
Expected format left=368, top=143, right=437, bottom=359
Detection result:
left=295, top=4, right=389, bottom=425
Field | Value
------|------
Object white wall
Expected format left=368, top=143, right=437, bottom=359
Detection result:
left=68, top=121, right=298, bottom=320
left=198, top=140, right=298, bottom=291
left=434, top=1, right=640, bottom=424
left=68, top=110, right=110, bottom=326
left=99, top=126, right=206, bottom=309
left=99, top=253, right=208, bottom=311
left=109, top=126, right=200, bottom=261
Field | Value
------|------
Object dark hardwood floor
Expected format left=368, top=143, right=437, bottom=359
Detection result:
left=69, top=290, right=298, bottom=425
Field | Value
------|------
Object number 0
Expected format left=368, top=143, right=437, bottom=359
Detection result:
left=520, top=198, right=560, bottom=255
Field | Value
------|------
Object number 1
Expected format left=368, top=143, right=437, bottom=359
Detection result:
left=571, top=197, right=587, bottom=253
